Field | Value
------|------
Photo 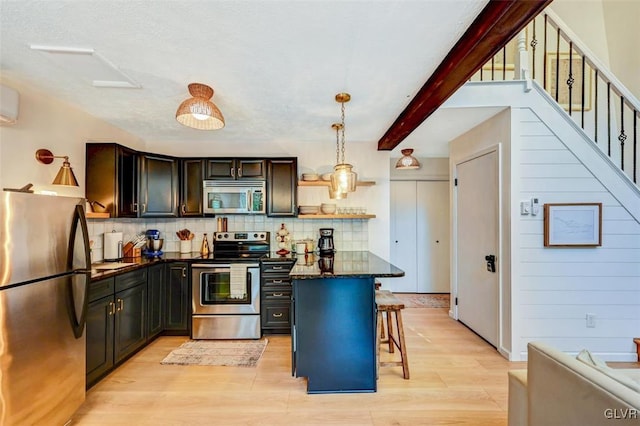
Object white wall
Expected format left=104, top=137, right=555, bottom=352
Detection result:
left=444, top=81, right=640, bottom=362
left=0, top=77, right=145, bottom=197
left=550, top=0, right=639, bottom=99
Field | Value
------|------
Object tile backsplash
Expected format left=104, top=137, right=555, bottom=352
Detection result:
left=88, top=216, right=369, bottom=263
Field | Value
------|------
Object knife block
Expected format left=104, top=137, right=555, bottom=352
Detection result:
left=122, top=242, right=141, bottom=258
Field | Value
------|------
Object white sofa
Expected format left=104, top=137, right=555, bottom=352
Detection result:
left=508, top=341, right=640, bottom=426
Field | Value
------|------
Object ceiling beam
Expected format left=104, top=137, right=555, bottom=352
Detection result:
left=377, top=0, right=554, bottom=151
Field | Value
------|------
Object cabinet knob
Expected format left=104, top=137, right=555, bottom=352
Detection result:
left=108, top=301, right=115, bottom=315
left=181, top=204, right=186, bottom=214
left=182, top=267, right=187, bottom=278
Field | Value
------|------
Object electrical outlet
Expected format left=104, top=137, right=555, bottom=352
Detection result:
left=586, top=313, right=596, bottom=328
left=520, top=201, right=531, bottom=215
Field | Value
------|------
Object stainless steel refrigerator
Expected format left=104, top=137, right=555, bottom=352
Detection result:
left=0, top=190, right=91, bottom=425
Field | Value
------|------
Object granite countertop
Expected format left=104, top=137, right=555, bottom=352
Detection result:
left=289, top=251, right=404, bottom=279
left=91, top=251, right=204, bottom=280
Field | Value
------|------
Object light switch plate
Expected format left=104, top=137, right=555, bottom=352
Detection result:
left=520, top=201, right=531, bottom=215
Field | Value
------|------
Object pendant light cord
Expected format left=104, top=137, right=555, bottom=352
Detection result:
left=340, top=100, right=346, bottom=164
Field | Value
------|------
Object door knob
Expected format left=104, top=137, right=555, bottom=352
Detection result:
left=485, top=254, right=496, bottom=273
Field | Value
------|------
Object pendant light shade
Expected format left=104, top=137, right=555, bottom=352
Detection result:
left=329, top=92, right=357, bottom=195
left=395, top=148, right=421, bottom=169
left=35, top=149, right=79, bottom=186
left=328, top=123, right=348, bottom=199
left=176, top=83, right=225, bottom=130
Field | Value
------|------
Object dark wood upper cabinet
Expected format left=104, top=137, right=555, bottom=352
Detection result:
left=206, top=158, right=265, bottom=180
left=138, top=153, right=179, bottom=218
left=86, top=143, right=138, bottom=218
left=179, top=159, right=204, bottom=217
left=266, top=158, right=297, bottom=217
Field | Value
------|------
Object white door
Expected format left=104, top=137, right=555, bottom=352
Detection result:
left=390, top=181, right=417, bottom=292
left=455, top=150, right=499, bottom=347
left=416, top=181, right=450, bottom=293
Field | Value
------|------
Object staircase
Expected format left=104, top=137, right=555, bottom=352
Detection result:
left=471, top=8, right=639, bottom=191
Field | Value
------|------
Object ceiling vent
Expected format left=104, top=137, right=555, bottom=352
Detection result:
left=29, top=45, right=141, bottom=89
left=0, top=84, right=19, bottom=126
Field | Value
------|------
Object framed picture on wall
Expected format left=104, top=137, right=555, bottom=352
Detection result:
left=544, top=203, right=602, bottom=247
left=546, top=52, right=593, bottom=111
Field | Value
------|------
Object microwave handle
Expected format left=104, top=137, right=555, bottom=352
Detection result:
left=247, top=190, right=252, bottom=212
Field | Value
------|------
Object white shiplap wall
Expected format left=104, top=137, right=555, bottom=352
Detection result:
left=515, top=107, right=640, bottom=361
left=445, top=81, right=640, bottom=362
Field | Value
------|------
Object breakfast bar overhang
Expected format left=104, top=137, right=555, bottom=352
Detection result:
left=289, top=251, right=404, bottom=393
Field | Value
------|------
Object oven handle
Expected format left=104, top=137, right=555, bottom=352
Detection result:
left=192, top=263, right=260, bottom=269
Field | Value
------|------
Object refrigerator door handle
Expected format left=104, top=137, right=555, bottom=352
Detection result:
left=66, top=204, right=92, bottom=339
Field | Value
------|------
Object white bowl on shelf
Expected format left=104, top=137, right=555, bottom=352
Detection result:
left=320, top=173, right=332, bottom=181
left=321, top=203, right=337, bottom=214
left=301, top=173, right=319, bottom=181
left=299, top=205, right=319, bottom=215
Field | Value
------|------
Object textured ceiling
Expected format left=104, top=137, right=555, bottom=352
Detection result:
left=0, top=0, right=489, bottom=155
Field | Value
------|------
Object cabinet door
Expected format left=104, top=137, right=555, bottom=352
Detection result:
left=180, top=159, right=204, bottom=216
left=165, top=263, right=190, bottom=333
left=237, top=159, right=265, bottom=179
left=86, top=295, right=115, bottom=388
left=266, top=159, right=297, bottom=216
left=147, top=264, right=165, bottom=340
left=114, top=283, right=147, bottom=363
left=118, top=146, right=139, bottom=217
left=206, top=159, right=235, bottom=179
left=139, top=154, right=179, bottom=217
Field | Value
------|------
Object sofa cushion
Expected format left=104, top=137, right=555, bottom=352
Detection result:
left=576, top=349, right=608, bottom=368
left=576, top=349, right=640, bottom=393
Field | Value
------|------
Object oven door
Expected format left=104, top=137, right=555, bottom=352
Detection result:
left=192, top=263, right=260, bottom=314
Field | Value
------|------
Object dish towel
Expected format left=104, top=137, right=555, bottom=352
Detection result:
left=229, top=264, right=247, bottom=300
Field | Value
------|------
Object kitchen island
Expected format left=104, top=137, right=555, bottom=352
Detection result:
left=289, top=251, right=404, bottom=394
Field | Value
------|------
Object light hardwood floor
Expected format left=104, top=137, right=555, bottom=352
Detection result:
left=74, top=307, right=527, bottom=425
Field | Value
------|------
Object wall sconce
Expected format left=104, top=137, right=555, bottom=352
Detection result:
left=395, top=148, right=421, bottom=170
left=35, top=149, right=79, bottom=186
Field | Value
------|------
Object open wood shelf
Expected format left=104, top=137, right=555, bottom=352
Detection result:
left=86, top=212, right=110, bottom=219
left=297, top=214, right=376, bottom=219
left=298, top=180, right=375, bottom=187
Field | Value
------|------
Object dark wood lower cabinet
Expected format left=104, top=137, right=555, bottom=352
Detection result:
left=87, top=269, right=149, bottom=388
left=261, top=259, right=295, bottom=335
left=114, top=283, right=147, bottom=364
left=147, top=264, right=165, bottom=340
left=87, top=262, right=192, bottom=387
left=165, top=263, right=190, bottom=334
left=86, top=294, right=115, bottom=387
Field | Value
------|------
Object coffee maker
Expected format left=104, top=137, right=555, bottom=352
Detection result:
left=318, top=228, right=335, bottom=254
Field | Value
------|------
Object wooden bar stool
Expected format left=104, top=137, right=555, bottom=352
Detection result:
left=375, top=289, right=409, bottom=379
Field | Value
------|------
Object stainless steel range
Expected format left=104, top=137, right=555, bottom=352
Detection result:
left=191, top=231, right=270, bottom=339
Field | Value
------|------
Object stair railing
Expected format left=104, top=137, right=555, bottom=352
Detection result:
left=471, top=8, right=639, bottom=186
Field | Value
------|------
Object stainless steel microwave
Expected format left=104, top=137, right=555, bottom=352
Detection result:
left=203, top=180, right=265, bottom=214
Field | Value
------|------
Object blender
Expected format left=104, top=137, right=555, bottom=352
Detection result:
left=143, top=229, right=164, bottom=257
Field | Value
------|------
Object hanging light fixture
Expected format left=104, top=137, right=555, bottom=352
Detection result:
left=328, top=123, right=347, bottom=199
left=35, top=149, right=79, bottom=186
left=395, top=148, right=421, bottom=169
left=176, top=83, right=225, bottom=130
left=330, top=92, right=357, bottom=195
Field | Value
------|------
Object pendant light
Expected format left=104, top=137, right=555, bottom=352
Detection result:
left=330, top=93, right=357, bottom=194
left=328, top=123, right=347, bottom=199
left=395, top=148, right=421, bottom=169
left=176, top=83, right=225, bottom=130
